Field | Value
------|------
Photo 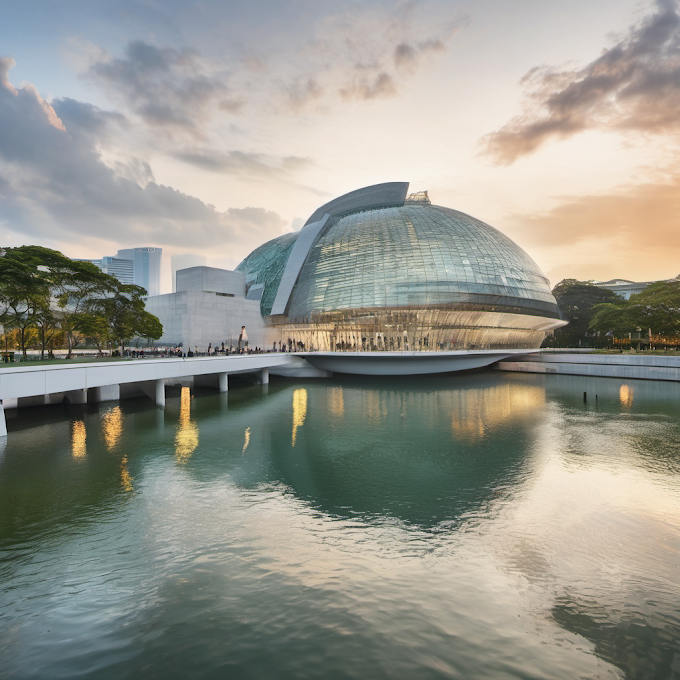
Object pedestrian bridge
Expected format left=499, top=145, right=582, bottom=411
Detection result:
left=0, top=349, right=532, bottom=437
left=0, top=354, right=323, bottom=436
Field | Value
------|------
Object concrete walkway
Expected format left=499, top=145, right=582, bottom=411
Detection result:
left=494, top=353, right=680, bottom=382
left=0, top=354, right=318, bottom=437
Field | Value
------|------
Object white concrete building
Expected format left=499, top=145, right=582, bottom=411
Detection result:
left=592, top=274, right=680, bottom=300
left=144, top=266, right=266, bottom=352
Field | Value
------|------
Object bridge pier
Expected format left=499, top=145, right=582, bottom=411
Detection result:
left=155, top=379, right=166, bottom=408
left=219, top=372, right=229, bottom=392
left=0, top=402, right=6, bottom=438
left=65, top=389, right=88, bottom=405
left=90, top=384, right=120, bottom=403
left=260, top=368, right=269, bottom=385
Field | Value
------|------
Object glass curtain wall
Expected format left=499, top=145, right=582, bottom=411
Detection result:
left=238, top=203, right=564, bottom=352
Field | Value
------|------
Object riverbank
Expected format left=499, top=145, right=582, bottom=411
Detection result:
left=494, top=352, right=680, bottom=381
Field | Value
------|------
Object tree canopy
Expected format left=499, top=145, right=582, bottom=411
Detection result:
left=549, top=279, right=620, bottom=347
left=590, top=280, right=680, bottom=342
left=0, top=245, right=162, bottom=357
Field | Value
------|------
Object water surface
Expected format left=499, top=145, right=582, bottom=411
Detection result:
left=1, top=372, right=679, bottom=679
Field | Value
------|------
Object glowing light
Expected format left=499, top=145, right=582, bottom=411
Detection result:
left=71, top=420, right=86, bottom=459
left=620, top=384, right=634, bottom=408
left=450, top=384, right=545, bottom=441
left=242, top=427, right=251, bottom=454
left=120, top=455, right=133, bottom=492
left=292, top=388, right=307, bottom=447
left=102, top=406, right=123, bottom=451
left=175, top=387, right=198, bottom=464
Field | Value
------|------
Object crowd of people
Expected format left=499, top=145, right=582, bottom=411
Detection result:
left=125, top=345, right=274, bottom=359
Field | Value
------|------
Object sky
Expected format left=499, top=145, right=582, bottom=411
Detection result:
left=1, top=0, right=679, bottom=292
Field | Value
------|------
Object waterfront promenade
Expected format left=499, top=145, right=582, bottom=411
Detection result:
left=0, top=353, right=319, bottom=437
left=495, top=352, right=680, bottom=381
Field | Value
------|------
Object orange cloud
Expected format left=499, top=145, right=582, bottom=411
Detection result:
left=511, top=172, right=680, bottom=282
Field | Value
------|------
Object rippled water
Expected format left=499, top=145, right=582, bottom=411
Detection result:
left=1, top=372, right=680, bottom=680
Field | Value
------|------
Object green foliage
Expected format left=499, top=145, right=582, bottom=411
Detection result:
left=86, top=283, right=163, bottom=351
left=0, top=245, right=163, bottom=356
left=590, top=281, right=680, bottom=340
left=550, top=279, right=620, bottom=347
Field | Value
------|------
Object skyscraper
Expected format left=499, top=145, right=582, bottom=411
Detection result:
left=78, top=247, right=162, bottom=295
left=115, top=248, right=162, bottom=296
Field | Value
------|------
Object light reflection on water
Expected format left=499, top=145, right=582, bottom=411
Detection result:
left=620, top=383, right=634, bottom=408
left=175, top=386, right=198, bottom=464
left=291, top=387, right=307, bottom=446
left=1, top=372, right=679, bottom=680
left=101, top=406, right=123, bottom=451
left=70, top=420, right=86, bottom=459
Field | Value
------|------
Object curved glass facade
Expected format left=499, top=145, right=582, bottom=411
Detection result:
left=236, top=232, right=298, bottom=316
left=236, top=187, right=565, bottom=352
left=287, top=205, right=558, bottom=321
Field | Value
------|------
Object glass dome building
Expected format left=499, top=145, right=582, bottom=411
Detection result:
left=237, top=182, right=565, bottom=357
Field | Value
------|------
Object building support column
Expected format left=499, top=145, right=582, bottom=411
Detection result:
left=155, top=379, right=166, bottom=408
left=65, top=389, right=88, bottom=405
left=91, top=384, right=120, bottom=403
left=218, top=372, right=229, bottom=393
left=260, top=367, right=269, bottom=385
left=0, top=402, right=7, bottom=438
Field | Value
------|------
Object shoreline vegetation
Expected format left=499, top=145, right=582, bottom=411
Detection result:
left=0, top=245, right=162, bottom=358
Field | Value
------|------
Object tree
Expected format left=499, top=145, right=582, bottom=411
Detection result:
left=632, top=280, right=680, bottom=336
left=0, top=248, right=51, bottom=357
left=73, top=312, right=112, bottom=356
left=590, top=300, right=637, bottom=338
left=591, top=281, right=680, bottom=344
left=550, top=279, right=620, bottom=347
left=33, top=294, right=60, bottom=359
left=86, top=282, right=163, bottom=352
left=0, top=245, right=163, bottom=359
left=52, top=258, right=116, bottom=358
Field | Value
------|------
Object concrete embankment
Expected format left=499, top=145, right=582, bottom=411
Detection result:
left=494, top=353, right=680, bottom=382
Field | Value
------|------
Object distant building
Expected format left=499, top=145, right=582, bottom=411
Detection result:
left=97, top=256, right=135, bottom=285
left=143, top=266, right=265, bottom=351
left=593, top=275, right=680, bottom=300
left=116, top=247, right=162, bottom=296
left=80, top=247, right=162, bottom=295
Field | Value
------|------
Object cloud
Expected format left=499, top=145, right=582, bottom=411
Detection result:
left=279, top=7, right=466, bottom=110
left=339, top=72, right=397, bottom=102
left=0, top=56, right=18, bottom=95
left=80, top=5, right=465, bottom=127
left=86, top=40, right=236, bottom=131
left=509, top=171, right=680, bottom=281
left=0, top=62, right=286, bottom=259
left=284, top=77, right=325, bottom=111
left=173, top=148, right=313, bottom=177
left=483, top=0, right=680, bottom=164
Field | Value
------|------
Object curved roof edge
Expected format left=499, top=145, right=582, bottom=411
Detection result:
left=304, top=181, right=409, bottom=226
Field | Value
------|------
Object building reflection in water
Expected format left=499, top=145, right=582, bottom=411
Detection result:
left=175, top=386, right=199, bottom=464
left=619, top=384, right=634, bottom=408
left=327, top=387, right=344, bottom=420
left=71, top=420, right=86, bottom=459
left=120, top=455, right=133, bottom=492
left=366, top=390, right=387, bottom=426
left=242, top=427, right=251, bottom=454
left=292, top=388, right=307, bottom=447
left=450, top=384, right=545, bottom=441
left=102, top=406, right=123, bottom=451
